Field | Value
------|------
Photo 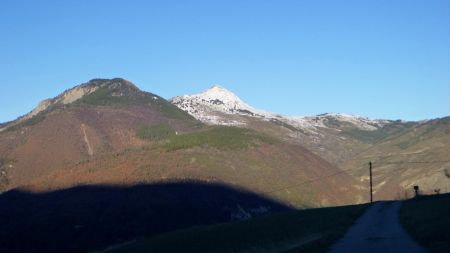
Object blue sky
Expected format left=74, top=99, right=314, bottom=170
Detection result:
left=1, top=0, right=449, bottom=122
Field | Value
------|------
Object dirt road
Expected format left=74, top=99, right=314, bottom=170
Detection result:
left=329, top=201, right=426, bottom=253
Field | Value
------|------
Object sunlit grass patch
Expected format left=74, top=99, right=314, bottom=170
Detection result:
left=165, top=126, right=274, bottom=151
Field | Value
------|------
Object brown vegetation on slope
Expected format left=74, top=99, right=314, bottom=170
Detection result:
left=0, top=79, right=363, bottom=208
left=342, top=117, right=450, bottom=200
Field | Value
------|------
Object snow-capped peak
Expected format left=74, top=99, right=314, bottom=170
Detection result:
left=171, top=84, right=391, bottom=131
left=198, top=85, right=246, bottom=106
left=205, top=84, right=228, bottom=93
left=172, top=85, right=274, bottom=118
left=170, top=85, right=277, bottom=126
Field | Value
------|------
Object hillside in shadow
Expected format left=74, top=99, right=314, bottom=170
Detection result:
left=0, top=181, right=292, bottom=253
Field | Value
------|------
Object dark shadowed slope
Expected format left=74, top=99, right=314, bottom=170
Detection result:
left=102, top=203, right=369, bottom=253
left=400, top=193, right=450, bottom=253
left=0, top=182, right=291, bottom=253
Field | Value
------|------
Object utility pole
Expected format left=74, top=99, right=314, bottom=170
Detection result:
left=369, top=161, right=373, bottom=203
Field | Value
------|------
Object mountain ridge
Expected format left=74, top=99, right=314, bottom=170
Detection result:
left=0, top=78, right=194, bottom=132
left=170, top=85, right=407, bottom=139
left=168, top=84, right=450, bottom=199
left=1, top=79, right=448, bottom=201
left=169, top=85, right=423, bottom=167
left=1, top=81, right=429, bottom=132
left=0, top=78, right=362, bottom=209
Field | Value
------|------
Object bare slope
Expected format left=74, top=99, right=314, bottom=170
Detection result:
left=0, top=78, right=199, bottom=191
left=17, top=126, right=364, bottom=207
left=171, top=85, right=450, bottom=201
left=342, top=117, right=450, bottom=200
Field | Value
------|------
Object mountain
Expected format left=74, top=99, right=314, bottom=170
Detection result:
left=1, top=78, right=194, bottom=132
left=171, top=85, right=388, bottom=129
left=171, top=86, right=417, bottom=164
left=171, top=85, right=276, bottom=125
left=171, top=85, right=386, bottom=130
left=0, top=78, right=362, bottom=208
left=3, top=80, right=446, bottom=205
left=0, top=78, right=199, bottom=191
left=2, top=78, right=447, bottom=252
left=171, top=85, right=450, bottom=200
left=342, top=116, right=450, bottom=199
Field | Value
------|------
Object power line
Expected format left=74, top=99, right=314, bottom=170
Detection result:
left=262, top=159, right=450, bottom=195
left=373, top=160, right=450, bottom=165
left=369, top=162, right=449, bottom=175
left=346, top=160, right=450, bottom=168
left=262, top=169, right=354, bottom=195
left=375, top=167, right=447, bottom=174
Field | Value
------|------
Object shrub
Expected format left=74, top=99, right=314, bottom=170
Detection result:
left=75, top=86, right=197, bottom=123
left=136, top=124, right=176, bottom=141
left=5, top=113, right=46, bottom=132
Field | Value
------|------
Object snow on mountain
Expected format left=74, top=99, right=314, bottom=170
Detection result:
left=286, top=113, right=389, bottom=131
left=170, top=85, right=277, bottom=126
left=171, top=85, right=388, bottom=131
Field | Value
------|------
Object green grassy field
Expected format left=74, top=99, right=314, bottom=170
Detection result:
left=164, top=126, right=275, bottom=151
left=399, top=193, right=450, bottom=253
left=100, top=203, right=369, bottom=253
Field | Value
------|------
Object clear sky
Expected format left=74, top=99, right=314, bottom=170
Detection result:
left=1, top=0, right=449, bottom=122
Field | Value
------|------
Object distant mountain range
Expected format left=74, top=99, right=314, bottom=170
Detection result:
left=0, top=79, right=362, bottom=208
left=171, top=85, right=421, bottom=167
left=1, top=79, right=449, bottom=203
left=171, top=84, right=390, bottom=130
left=171, top=85, right=450, bottom=199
